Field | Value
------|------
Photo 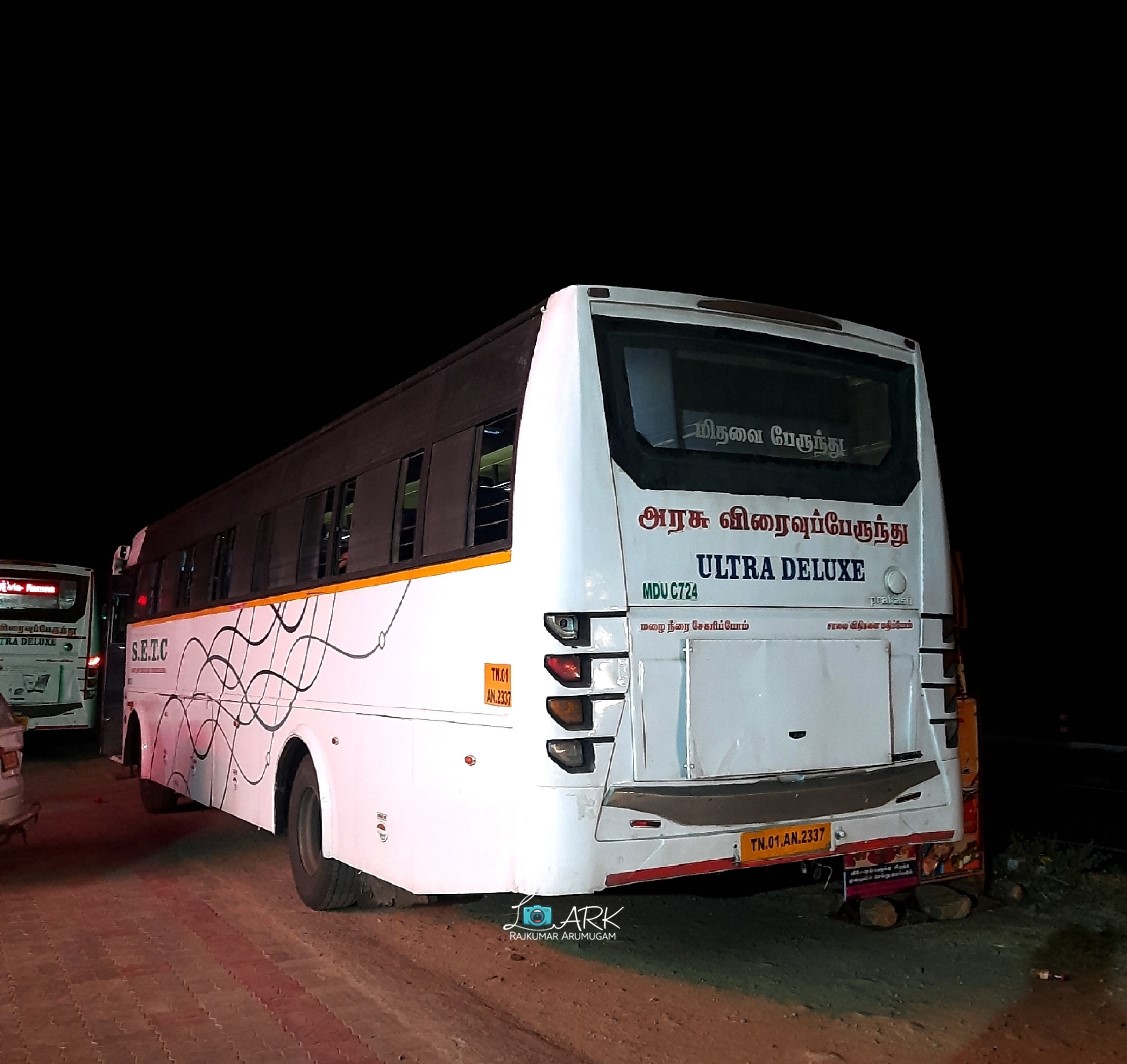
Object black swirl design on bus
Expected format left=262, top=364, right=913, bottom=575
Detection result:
left=146, top=583, right=410, bottom=807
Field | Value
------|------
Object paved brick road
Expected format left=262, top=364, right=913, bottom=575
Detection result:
left=0, top=739, right=386, bottom=1064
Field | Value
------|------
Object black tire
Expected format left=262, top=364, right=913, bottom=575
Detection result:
left=287, top=755, right=358, bottom=910
left=139, top=777, right=179, bottom=813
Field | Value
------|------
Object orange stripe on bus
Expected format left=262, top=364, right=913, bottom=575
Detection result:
left=130, top=550, right=512, bottom=628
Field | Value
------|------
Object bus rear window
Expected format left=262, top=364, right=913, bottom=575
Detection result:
left=624, top=339, right=891, bottom=464
left=0, top=571, right=87, bottom=621
left=595, top=316, right=919, bottom=505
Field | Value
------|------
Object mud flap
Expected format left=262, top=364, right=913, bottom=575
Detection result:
left=0, top=801, right=41, bottom=847
left=356, top=872, right=430, bottom=908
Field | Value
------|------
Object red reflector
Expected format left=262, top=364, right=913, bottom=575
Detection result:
left=630, top=819, right=661, bottom=829
left=544, top=654, right=582, bottom=682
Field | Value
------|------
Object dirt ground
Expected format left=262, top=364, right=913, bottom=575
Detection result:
left=7, top=743, right=1127, bottom=1064
left=396, top=865, right=1127, bottom=1064
left=155, top=800, right=1127, bottom=1063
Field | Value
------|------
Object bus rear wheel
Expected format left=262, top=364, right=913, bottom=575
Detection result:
left=139, top=777, right=178, bottom=813
left=287, top=754, right=358, bottom=910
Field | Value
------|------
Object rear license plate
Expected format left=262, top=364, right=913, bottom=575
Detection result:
left=739, top=821, right=831, bottom=863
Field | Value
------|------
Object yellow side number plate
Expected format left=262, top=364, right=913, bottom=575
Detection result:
left=739, top=821, right=832, bottom=863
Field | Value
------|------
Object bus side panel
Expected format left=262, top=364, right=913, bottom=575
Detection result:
left=304, top=711, right=516, bottom=896
left=126, top=560, right=530, bottom=892
left=916, top=371, right=954, bottom=619
left=128, top=610, right=285, bottom=834
left=511, top=286, right=629, bottom=614
left=408, top=719, right=519, bottom=894
left=319, top=714, right=414, bottom=887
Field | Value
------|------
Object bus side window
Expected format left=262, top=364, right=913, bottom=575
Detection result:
left=189, top=540, right=211, bottom=610
left=332, top=478, right=356, bottom=575
left=267, top=499, right=304, bottom=590
left=226, top=520, right=252, bottom=600
left=209, top=526, right=237, bottom=601
left=472, top=412, right=516, bottom=546
left=131, top=560, right=161, bottom=621
left=156, top=555, right=178, bottom=615
left=343, top=463, right=397, bottom=573
left=393, top=451, right=425, bottom=562
left=422, top=429, right=476, bottom=557
left=174, top=546, right=195, bottom=611
left=297, top=487, right=336, bottom=582
left=150, top=560, right=163, bottom=618
left=249, top=511, right=274, bottom=594
left=296, top=478, right=356, bottom=581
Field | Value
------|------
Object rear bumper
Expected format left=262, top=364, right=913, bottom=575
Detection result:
left=603, top=760, right=941, bottom=825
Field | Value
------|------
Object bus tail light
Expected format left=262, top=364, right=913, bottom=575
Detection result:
left=547, top=696, right=592, bottom=729
left=84, top=654, right=102, bottom=699
left=546, top=739, right=593, bottom=772
left=544, top=654, right=583, bottom=684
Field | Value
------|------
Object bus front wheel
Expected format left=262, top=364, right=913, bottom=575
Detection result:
left=287, top=755, right=358, bottom=911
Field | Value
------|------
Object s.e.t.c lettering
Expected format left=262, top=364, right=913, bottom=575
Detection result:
left=131, top=638, right=168, bottom=662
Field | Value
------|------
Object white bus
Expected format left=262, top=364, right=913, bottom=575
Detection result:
left=107, top=284, right=966, bottom=910
left=0, top=560, right=103, bottom=732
